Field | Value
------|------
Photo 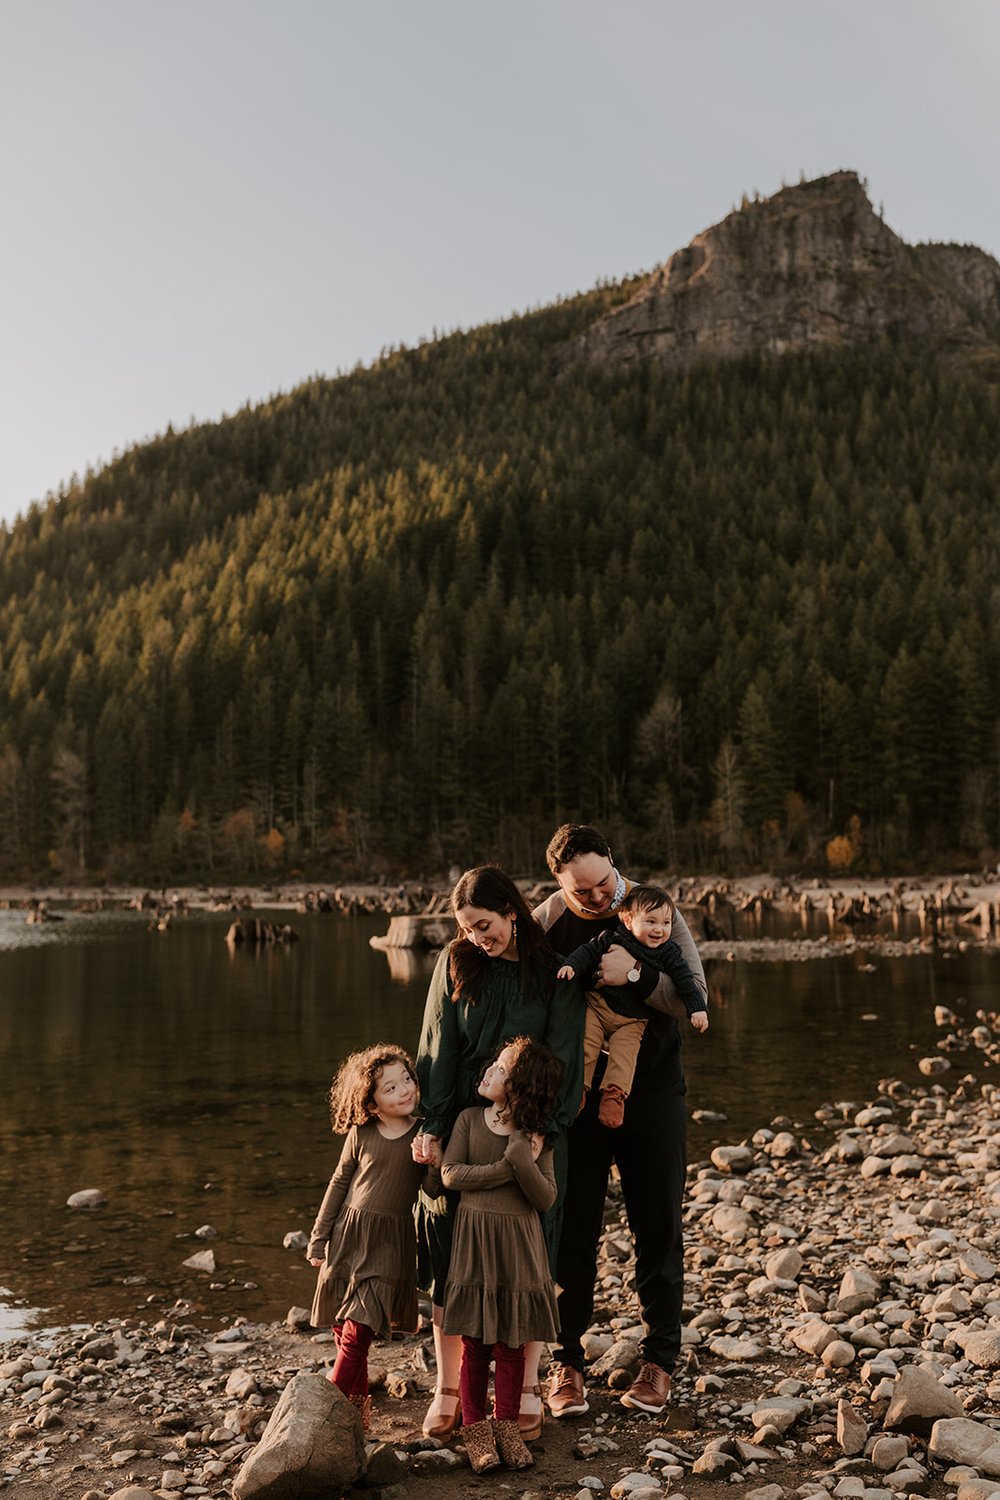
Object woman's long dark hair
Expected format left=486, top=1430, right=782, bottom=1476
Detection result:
left=449, top=865, right=558, bottom=1004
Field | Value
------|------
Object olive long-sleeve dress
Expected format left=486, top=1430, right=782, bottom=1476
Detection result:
left=415, top=945, right=584, bottom=1302
left=307, top=1119, right=426, bottom=1334
left=441, top=1108, right=559, bottom=1346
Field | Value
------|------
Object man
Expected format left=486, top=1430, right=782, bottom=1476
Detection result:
left=533, top=823, right=706, bottom=1417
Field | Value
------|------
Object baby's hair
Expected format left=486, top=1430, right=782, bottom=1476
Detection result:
left=491, top=1035, right=563, bottom=1135
left=619, top=883, right=675, bottom=917
left=327, top=1044, right=417, bottom=1133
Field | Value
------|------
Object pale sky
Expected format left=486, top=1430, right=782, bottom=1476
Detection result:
left=2, top=0, right=999, bottom=528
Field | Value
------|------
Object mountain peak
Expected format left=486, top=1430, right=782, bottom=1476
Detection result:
left=575, top=170, right=1000, bottom=367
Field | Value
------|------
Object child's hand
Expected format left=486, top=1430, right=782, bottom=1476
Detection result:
left=556, top=964, right=575, bottom=981
left=308, top=1256, right=324, bottom=1268
left=421, top=1136, right=442, bottom=1167
left=690, top=1010, right=709, bottom=1033
left=412, top=1132, right=441, bottom=1165
left=527, top=1131, right=544, bottom=1160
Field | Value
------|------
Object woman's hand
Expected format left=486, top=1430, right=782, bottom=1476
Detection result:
left=308, top=1255, right=324, bottom=1268
left=412, top=1132, right=442, bottom=1166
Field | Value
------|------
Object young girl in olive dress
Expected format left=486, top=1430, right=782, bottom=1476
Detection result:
left=306, top=1044, right=438, bottom=1429
left=440, top=1035, right=563, bottom=1472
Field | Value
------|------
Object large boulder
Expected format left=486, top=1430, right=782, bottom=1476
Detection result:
left=233, top=1374, right=364, bottom=1500
left=928, top=1418, right=1000, bottom=1476
left=883, top=1365, right=965, bottom=1436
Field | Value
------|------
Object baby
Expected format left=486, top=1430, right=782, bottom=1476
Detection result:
left=557, top=884, right=708, bottom=1128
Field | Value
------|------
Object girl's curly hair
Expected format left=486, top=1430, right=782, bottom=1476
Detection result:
left=328, top=1044, right=418, bottom=1133
left=488, top=1035, right=564, bottom=1135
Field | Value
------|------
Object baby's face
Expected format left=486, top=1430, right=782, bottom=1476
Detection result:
left=622, top=903, right=673, bottom=946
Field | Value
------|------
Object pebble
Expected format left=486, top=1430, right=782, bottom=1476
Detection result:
left=960, top=1330, right=1000, bottom=1369
left=66, top=1188, right=107, bottom=1209
left=711, top=1145, right=755, bottom=1173
left=181, top=1249, right=216, bottom=1273
left=610, top=1473, right=663, bottom=1496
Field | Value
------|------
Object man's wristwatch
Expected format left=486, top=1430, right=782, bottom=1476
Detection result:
left=626, top=964, right=642, bottom=983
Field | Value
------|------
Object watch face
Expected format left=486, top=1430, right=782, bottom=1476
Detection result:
left=627, top=966, right=641, bottom=982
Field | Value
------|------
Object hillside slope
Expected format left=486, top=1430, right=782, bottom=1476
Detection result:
left=0, top=178, right=998, bottom=879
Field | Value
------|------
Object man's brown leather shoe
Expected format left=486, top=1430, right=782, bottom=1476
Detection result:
left=546, top=1362, right=589, bottom=1417
left=620, top=1361, right=671, bottom=1414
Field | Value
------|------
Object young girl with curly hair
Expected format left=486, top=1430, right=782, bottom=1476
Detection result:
left=306, top=1044, right=437, bottom=1428
left=440, top=1035, right=564, bottom=1472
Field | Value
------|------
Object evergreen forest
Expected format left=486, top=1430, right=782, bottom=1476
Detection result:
left=1, top=276, right=998, bottom=881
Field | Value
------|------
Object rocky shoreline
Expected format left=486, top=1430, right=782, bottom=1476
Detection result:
left=3, top=1002, right=999, bottom=1500
left=5, top=873, right=1000, bottom=969
left=2, top=871, right=999, bottom=920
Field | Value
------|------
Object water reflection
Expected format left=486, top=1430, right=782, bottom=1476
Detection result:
left=377, top=945, right=440, bottom=987
left=1, top=909, right=996, bottom=1340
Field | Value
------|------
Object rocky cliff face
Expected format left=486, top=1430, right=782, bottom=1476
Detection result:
left=575, top=171, right=1000, bottom=368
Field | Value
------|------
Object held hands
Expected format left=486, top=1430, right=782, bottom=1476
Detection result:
left=556, top=963, right=576, bottom=981
left=596, top=943, right=634, bottom=987
left=690, top=1010, right=709, bottom=1033
left=412, top=1132, right=442, bottom=1167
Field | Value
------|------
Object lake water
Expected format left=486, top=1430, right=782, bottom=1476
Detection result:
left=1, top=907, right=996, bottom=1341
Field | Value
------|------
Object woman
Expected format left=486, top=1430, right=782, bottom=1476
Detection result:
left=412, top=865, right=584, bottom=1442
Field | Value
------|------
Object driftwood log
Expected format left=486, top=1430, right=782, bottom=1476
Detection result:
left=225, top=917, right=299, bottom=947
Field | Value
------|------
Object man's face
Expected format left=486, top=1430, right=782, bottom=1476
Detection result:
left=556, top=851, right=617, bottom=914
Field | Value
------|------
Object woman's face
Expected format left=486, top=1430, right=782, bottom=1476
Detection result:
left=455, top=903, right=517, bottom=961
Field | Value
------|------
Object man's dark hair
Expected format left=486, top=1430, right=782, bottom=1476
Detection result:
left=545, top=823, right=611, bottom=875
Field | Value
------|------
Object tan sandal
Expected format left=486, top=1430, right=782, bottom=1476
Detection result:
left=517, top=1383, right=544, bottom=1441
left=422, top=1385, right=462, bottom=1439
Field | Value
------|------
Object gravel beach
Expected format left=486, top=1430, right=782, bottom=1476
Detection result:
left=3, top=992, right=998, bottom=1500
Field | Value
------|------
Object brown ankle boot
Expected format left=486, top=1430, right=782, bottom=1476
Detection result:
left=493, top=1418, right=534, bottom=1469
left=463, top=1418, right=500, bottom=1473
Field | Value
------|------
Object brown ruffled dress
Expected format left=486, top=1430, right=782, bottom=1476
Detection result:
left=307, top=1119, right=425, bottom=1335
left=440, top=1107, right=559, bottom=1347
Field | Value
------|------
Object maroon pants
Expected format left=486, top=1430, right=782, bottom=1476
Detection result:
left=459, top=1336, right=525, bottom=1423
left=330, top=1319, right=374, bottom=1397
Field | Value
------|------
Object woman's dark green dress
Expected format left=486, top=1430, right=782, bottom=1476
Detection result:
left=415, top=945, right=584, bottom=1302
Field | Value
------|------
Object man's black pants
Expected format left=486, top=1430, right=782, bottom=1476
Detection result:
left=553, top=1083, right=686, bottom=1374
